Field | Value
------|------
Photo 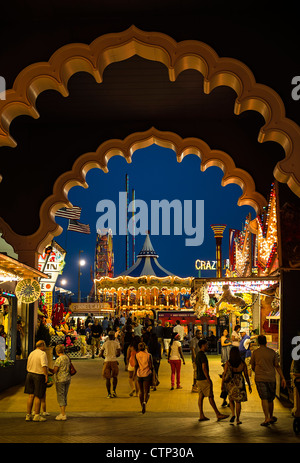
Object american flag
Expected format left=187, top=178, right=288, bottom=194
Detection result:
left=55, top=206, right=81, bottom=220
left=67, top=219, right=90, bottom=234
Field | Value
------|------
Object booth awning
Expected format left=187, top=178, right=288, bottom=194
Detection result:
left=0, top=253, right=50, bottom=281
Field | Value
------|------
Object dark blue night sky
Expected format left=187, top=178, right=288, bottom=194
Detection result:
left=54, top=144, right=255, bottom=300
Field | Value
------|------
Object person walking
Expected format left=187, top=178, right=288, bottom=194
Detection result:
left=133, top=320, right=143, bottom=337
left=239, top=329, right=257, bottom=384
left=122, top=323, right=134, bottom=370
left=168, top=333, right=185, bottom=390
left=196, top=339, right=229, bottom=422
left=126, top=335, right=140, bottom=396
left=220, top=329, right=232, bottom=367
left=99, top=330, right=121, bottom=398
left=219, top=328, right=232, bottom=407
left=153, top=320, right=164, bottom=357
left=50, top=344, right=72, bottom=421
left=134, top=341, right=154, bottom=414
left=190, top=329, right=202, bottom=392
left=148, top=333, right=162, bottom=390
left=24, top=340, right=48, bottom=422
left=251, top=334, right=286, bottom=426
left=91, top=319, right=103, bottom=358
left=173, top=319, right=185, bottom=341
left=163, top=321, right=173, bottom=356
left=221, top=346, right=252, bottom=424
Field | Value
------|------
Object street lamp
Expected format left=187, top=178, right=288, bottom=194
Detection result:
left=78, top=250, right=86, bottom=302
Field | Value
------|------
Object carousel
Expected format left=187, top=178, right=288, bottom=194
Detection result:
left=94, top=233, right=192, bottom=320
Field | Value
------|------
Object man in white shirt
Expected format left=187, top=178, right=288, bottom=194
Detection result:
left=173, top=320, right=185, bottom=341
left=24, top=340, right=49, bottom=422
left=99, top=331, right=121, bottom=398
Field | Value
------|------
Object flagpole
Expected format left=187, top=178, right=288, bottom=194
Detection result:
left=64, top=224, right=69, bottom=251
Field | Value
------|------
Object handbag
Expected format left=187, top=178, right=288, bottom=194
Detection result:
left=222, top=364, right=232, bottom=384
left=151, top=368, right=160, bottom=387
left=68, top=356, right=77, bottom=376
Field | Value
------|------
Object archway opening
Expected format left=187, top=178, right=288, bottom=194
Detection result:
left=52, top=143, right=257, bottom=301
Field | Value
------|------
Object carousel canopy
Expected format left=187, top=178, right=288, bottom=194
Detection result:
left=119, top=233, right=174, bottom=278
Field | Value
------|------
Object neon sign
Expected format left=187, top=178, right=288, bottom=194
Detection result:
left=195, top=260, right=217, bottom=271
left=195, top=259, right=229, bottom=271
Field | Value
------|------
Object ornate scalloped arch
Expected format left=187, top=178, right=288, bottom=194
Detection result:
left=0, top=26, right=299, bottom=199
left=0, top=128, right=267, bottom=257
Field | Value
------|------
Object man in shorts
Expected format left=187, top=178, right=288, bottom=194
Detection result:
left=190, top=329, right=202, bottom=392
left=251, top=334, right=286, bottom=426
left=24, top=340, right=48, bottom=422
left=99, top=331, right=121, bottom=398
left=196, top=339, right=229, bottom=422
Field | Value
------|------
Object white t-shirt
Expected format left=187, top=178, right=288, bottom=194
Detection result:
left=173, top=325, right=185, bottom=341
left=231, top=330, right=241, bottom=347
left=27, top=348, right=48, bottom=374
left=169, top=340, right=182, bottom=360
left=100, top=339, right=120, bottom=362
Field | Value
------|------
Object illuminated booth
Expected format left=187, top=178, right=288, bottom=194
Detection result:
left=0, top=252, right=49, bottom=391
left=191, top=183, right=281, bottom=354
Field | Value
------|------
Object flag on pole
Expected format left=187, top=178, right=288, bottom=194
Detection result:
left=67, top=219, right=90, bottom=234
left=55, top=206, right=82, bottom=220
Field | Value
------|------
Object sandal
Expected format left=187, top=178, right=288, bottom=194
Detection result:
left=198, top=417, right=210, bottom=421
left=269, top=416, right=277, bottom=423
left=260, top=421, right=270, bottom=426
left=230, top=416, right=235, bottom=423
left=217, top=414, right=229, bottom=421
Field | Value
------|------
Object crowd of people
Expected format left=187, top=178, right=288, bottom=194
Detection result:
left=24, top=315, right=299, bottom=428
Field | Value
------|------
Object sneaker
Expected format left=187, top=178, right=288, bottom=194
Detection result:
left=25, top=414, right=32, bottom=421
left=107, top=394, right=112, bottom=398
left=33, top=414, right=46, bottom=422
left=170, top=386, right=174, bottom=390
left=176, top=386, right=183, bottom=389
left=55, top=414, right=67, bottom=421
left=42, top=412, right=50, bottom=416
left=112, top=391, right=117, bottom=398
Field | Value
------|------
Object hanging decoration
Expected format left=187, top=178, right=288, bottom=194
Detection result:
left=215, top=284, right=247, bottom=314
left=190, top=281, right=210, bottom=317
left=15, top=278, right=41, bottom=303
left=255, top=183, right=278, bottom=274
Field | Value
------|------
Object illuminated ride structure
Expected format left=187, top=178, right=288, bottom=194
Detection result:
left=89, top=229, right=114, bottom=301
left=94, top=233, right=192, bottom=319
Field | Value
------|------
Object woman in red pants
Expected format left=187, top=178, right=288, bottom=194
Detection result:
left=168, top=333, right=185, bottom=389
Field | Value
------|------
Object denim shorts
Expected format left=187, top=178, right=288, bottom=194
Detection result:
left=255, top=381, right=276, bottom=402
left=55, top=380, right=70, bottom=407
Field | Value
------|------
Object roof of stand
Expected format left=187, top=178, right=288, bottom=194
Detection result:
left=119, top=233, right=174, bottom=278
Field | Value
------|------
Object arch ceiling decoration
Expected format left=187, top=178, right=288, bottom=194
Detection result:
left=0, top=26, right=299, bottom=198
left=0, top=128, right=266, bottom=257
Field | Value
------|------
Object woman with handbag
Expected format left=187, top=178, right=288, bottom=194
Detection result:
left=49, top=344, right=72, bottom=421
left=221, top=346, right=252, bottom=425
left=148, top=333, right=161, bottom=391
left=126, top=335, right=140, bottom=396
left=134, top=342, right=153, bottom=414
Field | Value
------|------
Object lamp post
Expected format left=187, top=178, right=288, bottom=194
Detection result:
left=78, top=250, right=86, bottom=302
left=211, top=224, right=227, bottom=278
